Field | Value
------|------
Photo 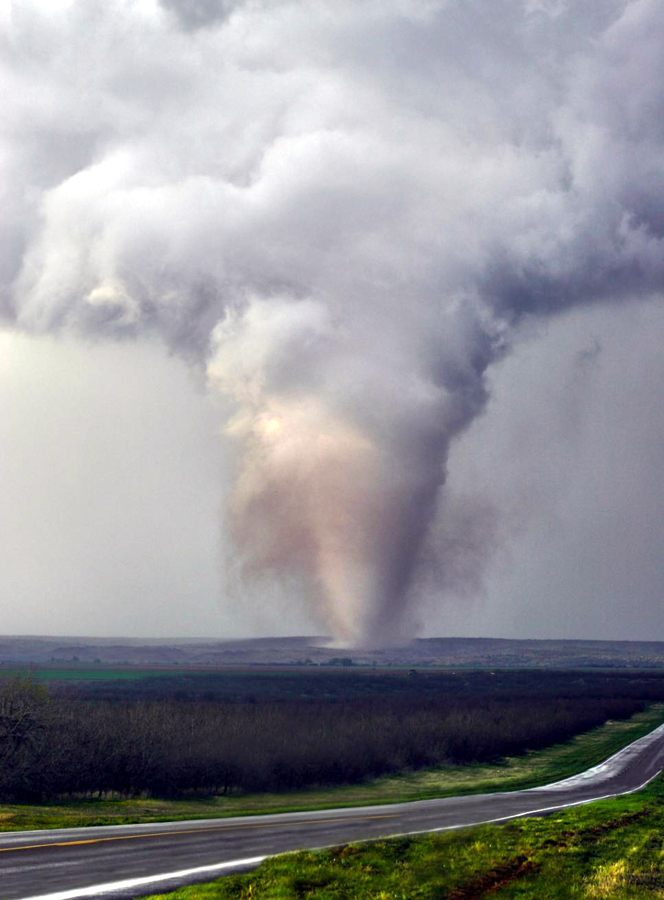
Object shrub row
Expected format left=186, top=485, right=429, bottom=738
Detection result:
left=0, top=676, right=648, bottom=801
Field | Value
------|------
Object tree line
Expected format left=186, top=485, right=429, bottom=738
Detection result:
left=0, top=674, right=653, bottom=802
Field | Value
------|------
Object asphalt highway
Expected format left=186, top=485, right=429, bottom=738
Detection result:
left=3, top=721, right=664, bottom=900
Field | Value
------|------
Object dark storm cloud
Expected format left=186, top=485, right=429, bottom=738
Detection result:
left=159, top=0, right=240, bottom=31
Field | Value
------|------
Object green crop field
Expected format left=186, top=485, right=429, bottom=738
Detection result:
left=0, top=667, right=178, bottom=681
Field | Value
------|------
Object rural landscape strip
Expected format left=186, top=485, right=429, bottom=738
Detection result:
left=13, top=792, right=659, bottom=900
left=3, top=668, right=663, bottom=834
left=4, top=696, right=662, bottom=836
left=12, top=723, right=664, bottom=900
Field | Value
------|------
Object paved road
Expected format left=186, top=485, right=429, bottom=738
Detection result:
left=4, top=722, right=664, bottom=900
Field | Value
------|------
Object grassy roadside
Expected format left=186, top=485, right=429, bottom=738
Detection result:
left=145, top=773, right=664, bottom=899
left=1, top=704, right=662, bottom=833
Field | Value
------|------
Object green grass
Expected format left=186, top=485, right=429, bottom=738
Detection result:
left=0, top=667, right=174, bottom=681
left=144, top=774, right=664, bottom=899
left=1, top=705, right=662, bottom=834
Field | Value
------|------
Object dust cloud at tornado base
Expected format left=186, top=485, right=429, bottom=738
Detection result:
left=2, top=0, right=664, bottom=643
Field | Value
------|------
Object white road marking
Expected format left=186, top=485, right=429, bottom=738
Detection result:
left=18, top=856, right=266, bottom=900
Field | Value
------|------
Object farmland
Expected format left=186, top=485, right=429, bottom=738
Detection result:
left=1, top=666, right=664, bottom=819
left=2, top=634, right=664, bottom=669
left=2, top=654, right=663, bottom=898
left=0, top=704, right=661, bottom=833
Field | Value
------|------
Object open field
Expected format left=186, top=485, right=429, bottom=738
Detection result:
left=2, top=634, right=664, bottom=669
left=0, top=667, right=172, bottom=681
left=1, top=704, right=662, bottom=833
left=143, top=772, right=664, bottom=900
left=17, top=664, right=664, bottom=701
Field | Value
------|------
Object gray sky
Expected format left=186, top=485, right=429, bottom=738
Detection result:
left=1, top=0, right=663, bottom=641
left=433, top=299, right=664, bottom=641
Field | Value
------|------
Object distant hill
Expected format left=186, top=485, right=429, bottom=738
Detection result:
left=1, top=635, right=664, bottom=669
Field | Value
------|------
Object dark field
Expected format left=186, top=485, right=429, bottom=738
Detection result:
left=2, top=667, right=664, bottom=804
left=39, top=665, right=664, bottom=705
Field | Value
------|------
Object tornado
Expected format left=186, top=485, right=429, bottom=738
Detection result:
left=3, top=0, right=664, bottom=644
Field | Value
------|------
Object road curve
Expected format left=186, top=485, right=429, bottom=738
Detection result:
left=3, top=722, right=664, bottom=900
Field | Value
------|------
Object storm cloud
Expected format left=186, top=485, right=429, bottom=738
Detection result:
left=2, top=0, right=664, bottom=643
